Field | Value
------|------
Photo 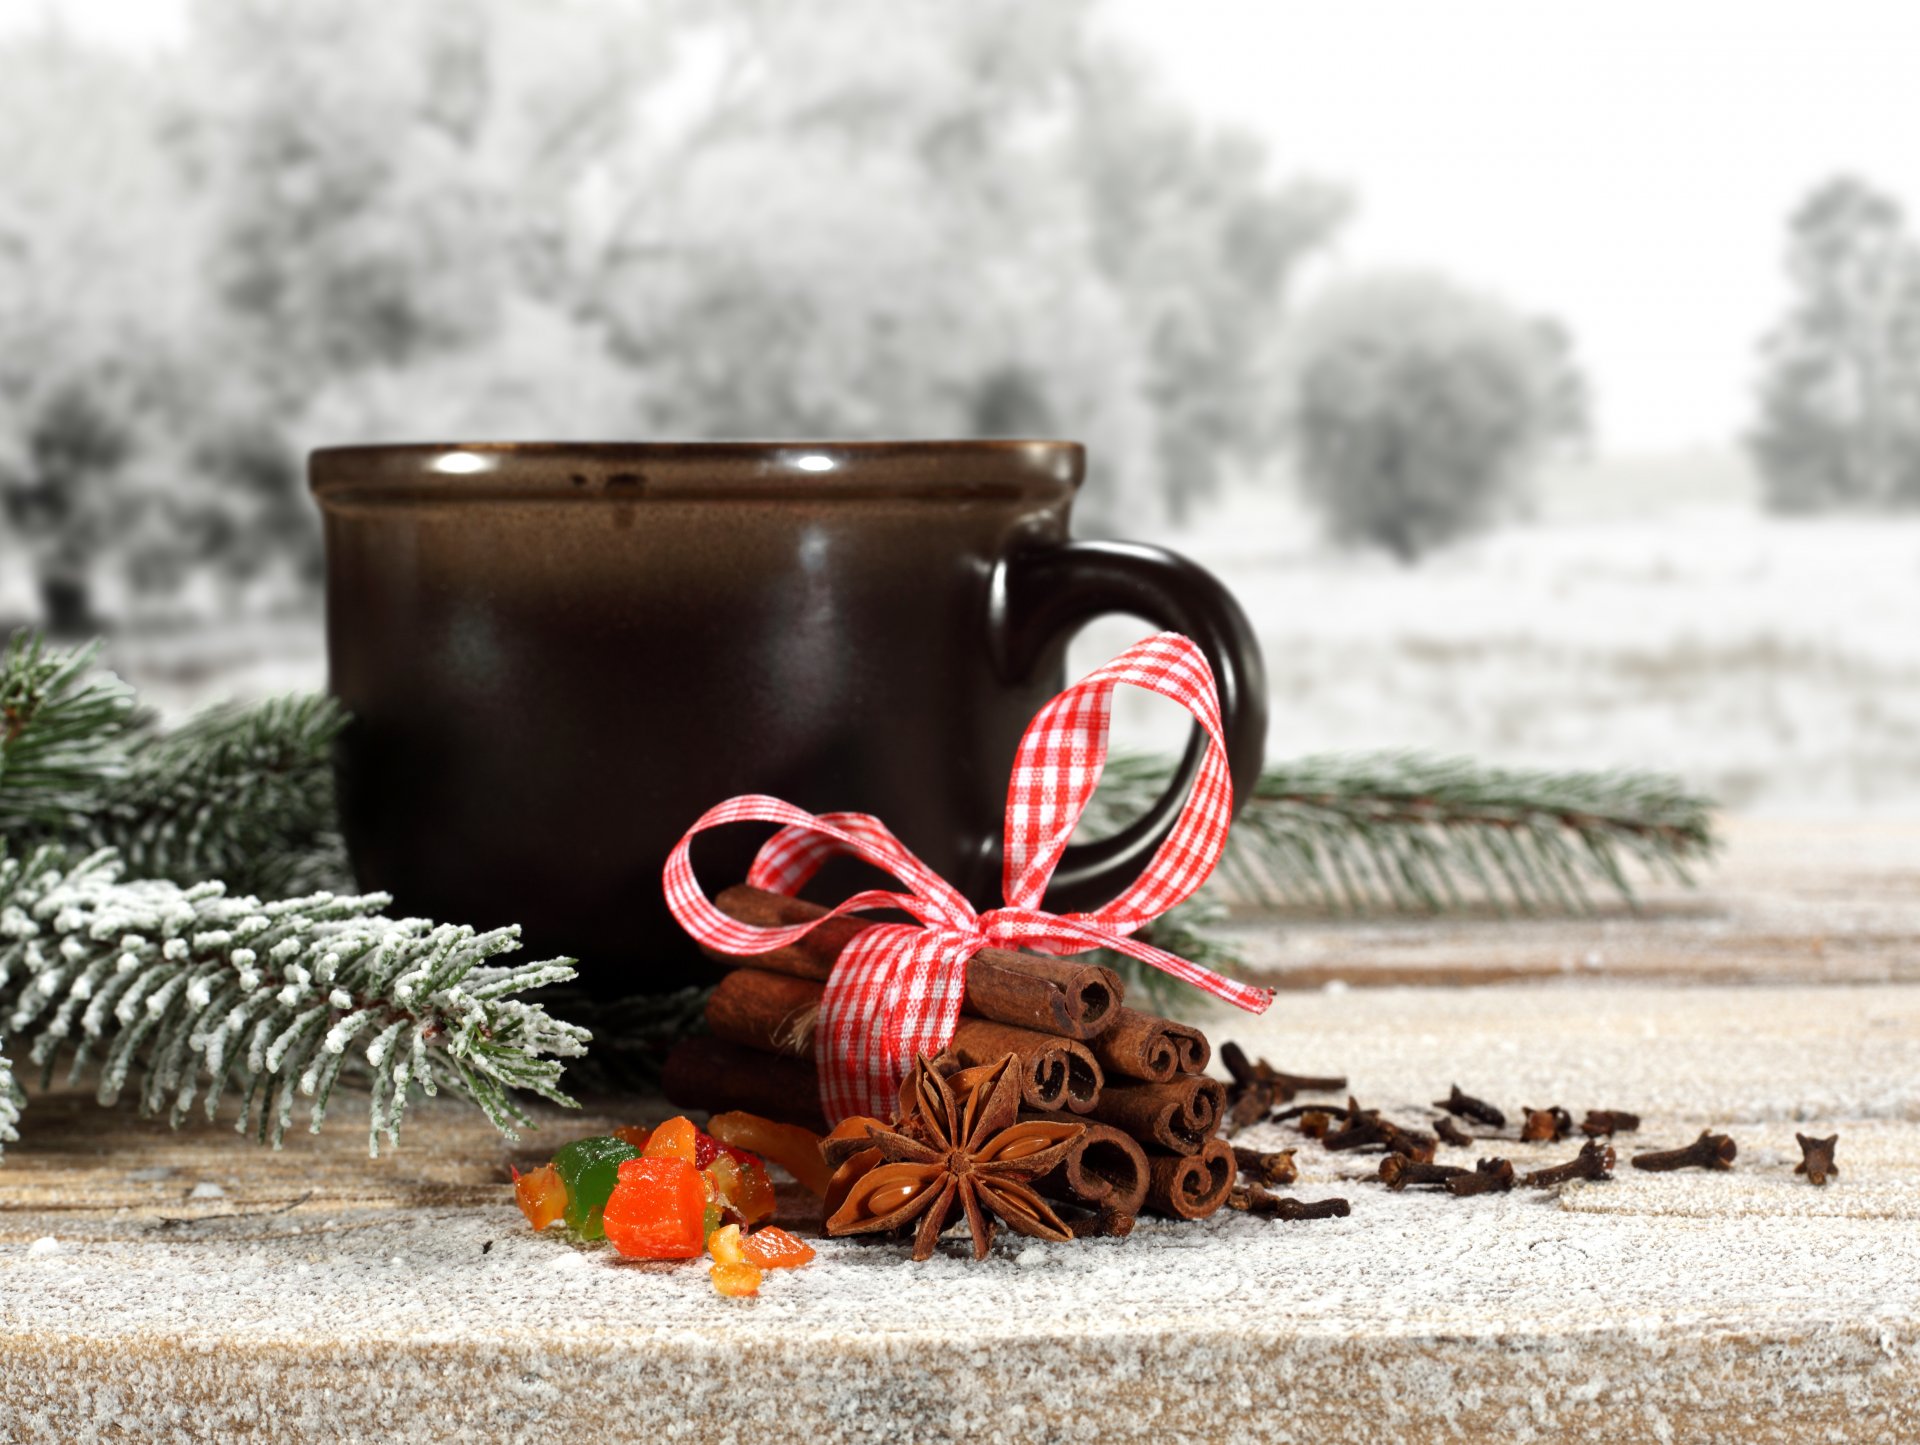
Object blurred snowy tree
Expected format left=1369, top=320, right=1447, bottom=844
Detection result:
left=0, top=0, right=1345, bottom=618
left=0, top=35, right=204, bottom=630
left=1751, top=176, right=1920, bottom=512
left=1283, top=271, right=1586, bottom=561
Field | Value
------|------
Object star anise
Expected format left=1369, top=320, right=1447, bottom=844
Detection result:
left=823, top=1053, right=1084, bottom=1260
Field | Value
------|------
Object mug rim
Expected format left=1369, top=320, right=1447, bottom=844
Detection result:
left=310, top=439, right=1086, bottom=500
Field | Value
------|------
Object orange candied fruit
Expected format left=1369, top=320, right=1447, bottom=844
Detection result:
left=513, top=1163, right=567, bottom=1232
left=705, top=1111, right=832, bottom=1196
left=602, top=1156, right=708, bottom=1259
left=610, top=1124, right=652, bottom=1152
left=709, top=1261, right=762, bottom=1298
left=642, top=1115, right=700, bottom=1163
left=740, top=1226, right=815, bottom=1270
left=705, top=1154, right=777, bottom=1227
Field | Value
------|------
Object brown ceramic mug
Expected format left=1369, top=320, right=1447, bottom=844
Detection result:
left=310, top=441, right=1266, bottom=993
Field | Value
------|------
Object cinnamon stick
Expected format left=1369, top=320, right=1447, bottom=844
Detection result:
left=1084, top=1006, right=1211, bottom=1084
left=702, top=967, right=1105, bottom=1114
left=1086, top=1074, right=1226, bottom=1155
left=706, top=885, right=1124, bottom=1040
left=1026, top=1115, right=1151, bottom=1217
left=707, top=967, right=819, bottom=1058
left=1144, top=1138, right=1235, bottom=1220
left=661, top=1036, right=828, bottom=1133
left=947, top=1018, right=1104, bottom=1114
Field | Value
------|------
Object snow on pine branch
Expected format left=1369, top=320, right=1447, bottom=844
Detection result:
left=0, top=847, right=590, bottom=1158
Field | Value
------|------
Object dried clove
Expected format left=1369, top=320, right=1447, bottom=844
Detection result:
left=1521, top=1140, right=1615, bottom=1188
left=1321, top=1102, right=1396, bottom=1153
left=1377, top=1155, right=1469, bottom=1191
left=1794, top=1133, right=1839, bottom=1187
left=1232, top=1146, right=1299, bottom=1187
left=1444, top=1158, right=1517, bottom=1197
left=1220, top=1042, right=1346, bottom=1104
left=1229, top=1185, right=1351, bottom=1221
left=1433, top=1116, right=1475, bottom=1148
left=1521, top=1106, right=1574, bottom=1143
left=1631, top=1130, right=1737, bottom=1173
left=1434, top=1085, right=1506, bottom=1131
left=1381, top=1130, right=1439, bottom=1164
left=1224, top=1088, right=1275, bottom=1137
left=1220, top=1044, right=1345, bottom=1138
left=1295, top=1110, right=1334, bottom=1140
left=1580, top=1109, right=1641, bottom=1137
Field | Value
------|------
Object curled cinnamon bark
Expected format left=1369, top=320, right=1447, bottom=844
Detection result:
left=1085, top=1006, right=1211, bottom=1084
left=1144, top=1138, right=1235, bottom=1220
left=1027, top=1115, right=1151, bottom=1217
left=949, top=1019, right=1104, bottom=1114
left=1088, top=1074, right=1227, bottom=1155
left=707, top=885, right=1124, bottom=1039
left=661, top=1036, right=827, bottom=1133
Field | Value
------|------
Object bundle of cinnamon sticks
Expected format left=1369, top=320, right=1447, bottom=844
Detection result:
left=662, top=885, right=1238, bottom=1225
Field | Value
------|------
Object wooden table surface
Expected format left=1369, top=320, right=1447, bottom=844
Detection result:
left=3, top=818, right=1917, bottom=1444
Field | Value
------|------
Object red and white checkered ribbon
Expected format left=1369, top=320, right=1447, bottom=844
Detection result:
left=662, top=632, right=1273, bottom=1123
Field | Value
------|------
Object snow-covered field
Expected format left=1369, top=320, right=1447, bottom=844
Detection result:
left=23, top=463, right=1920, bottom=815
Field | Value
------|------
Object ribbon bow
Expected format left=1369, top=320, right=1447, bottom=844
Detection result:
left=662, top=631, right=1273, bottom=1123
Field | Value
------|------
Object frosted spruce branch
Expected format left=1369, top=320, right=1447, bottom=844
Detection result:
left=0, top=633, right=139, bottom=837
left=0, top=848, right=590, bottom=1158
left=0, top=1038, right=18, bottom=1155
left=87, top=694, right=351, bottom=897
left=1087, top=750, right=1716, bottom=916
left=2, top=632, right=348, bottom=897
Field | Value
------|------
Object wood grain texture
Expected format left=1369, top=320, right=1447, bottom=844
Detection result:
left=3, top=817, right=1919, bottom=1443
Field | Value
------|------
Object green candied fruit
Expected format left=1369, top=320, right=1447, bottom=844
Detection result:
left=552, top=1135, right=643, bottom=1240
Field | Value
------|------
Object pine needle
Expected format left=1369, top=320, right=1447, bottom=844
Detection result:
left=0, top=846, right=590, bottom=1157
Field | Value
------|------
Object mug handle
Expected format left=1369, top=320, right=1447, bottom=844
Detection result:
left=991, top=539, right=1268, bottom=912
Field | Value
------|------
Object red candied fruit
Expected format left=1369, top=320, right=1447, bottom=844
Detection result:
left=602, top=1156, right=709, bottom=1259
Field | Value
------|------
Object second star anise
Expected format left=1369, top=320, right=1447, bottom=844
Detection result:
left=823, top=1052, right=1083, bottom=1261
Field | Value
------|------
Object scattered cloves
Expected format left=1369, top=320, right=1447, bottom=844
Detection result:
left=1444, top=1158, right=1517, bottom=1197
left=1521, top=1140, right=1615, bottom=1188
left=1580, top=1109, right=1641, bottom=1137
left=1794, top=1133, right=1839, bottom=1187
left=1433, top=1116, right=1475, bottom=1148
left=1229, top=1185, right=1351, bottom=1221
left=1434, top=1085, right=1506, bottom=1131
left=1378, top=1155, right=1469, bottom=1191
left=1233, top=1146, right=1299, bottom=1187
left=1295, top=1110, right=1334, bottom=1140
left=1631, top=1130, right=1738, bottom=1173
left=1521, top=1106, right=1574, bottom=1143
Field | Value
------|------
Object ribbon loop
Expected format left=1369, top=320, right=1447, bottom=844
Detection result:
left=661, top=632, right=1272, bottom=1123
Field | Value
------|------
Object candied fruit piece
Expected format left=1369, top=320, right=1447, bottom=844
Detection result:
left=705, top=1155, right=777, bottom=1227
left=741, top=1226, right=815, bottom=1270
left=610, top=1125, right=652, bottom=1152
left=602, top=1156, right=708, bottom=1259
left=513, top=1163, right=567, bottom=1232
left=707, top=1222, right=746, bottom=1266
left=643, top=1116, right=699, bottom=1163
left=709, top=1261, right=762, bottom=1298
left=551, top=1135, right=642, bottom=1241
left=706, top=1111, right=832, bottom=1196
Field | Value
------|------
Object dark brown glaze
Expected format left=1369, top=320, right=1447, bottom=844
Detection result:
left=311, top=441, right=1267, bottom=992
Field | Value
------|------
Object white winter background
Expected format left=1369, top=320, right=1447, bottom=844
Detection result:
left=3, top=0, right=1918, bottom=817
